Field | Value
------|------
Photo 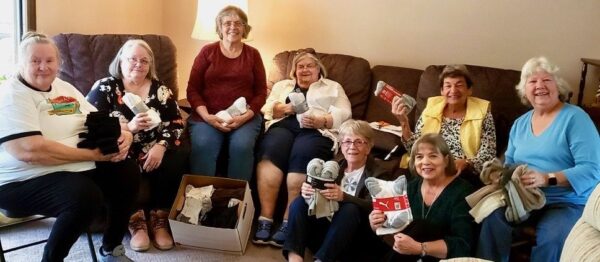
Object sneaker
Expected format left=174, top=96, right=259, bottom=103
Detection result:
left=149, top=209, right=174, bottom=250
left=269, top=221, right=288, bottom=247
left=99, top=245, right=133, bottom=262
left=128, top=209, right=150, bottom=252
left=252, top=219, right=272, bottom=245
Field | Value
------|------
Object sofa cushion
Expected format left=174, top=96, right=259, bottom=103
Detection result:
left=415, top=65, right=529, bottom=155
left=366, top=65, right=423, bottom=127
left=560, top=220, right=600, bottom=261
left=560, top=184, right=600, bottom=261
left=582, top=183, right=600, bottom=231
left=361, top=65, right=423, bottom=152
left=52, top=33, right=178, bottom=98
left=267, top=49, right=372, bottom=120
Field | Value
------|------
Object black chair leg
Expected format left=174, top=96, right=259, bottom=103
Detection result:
left=0, top=236, right=5, bottom=262
left=0, top=216, right=98, bottom=261
left=86, top=231, right=97, bottom=262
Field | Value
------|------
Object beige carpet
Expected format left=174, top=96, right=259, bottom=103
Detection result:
left=0, top=218, right=286, bottom=262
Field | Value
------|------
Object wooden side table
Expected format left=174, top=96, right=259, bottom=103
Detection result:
left=578, top=58, right=600, bottom=106
left=583, top=105, right=600, bottom=131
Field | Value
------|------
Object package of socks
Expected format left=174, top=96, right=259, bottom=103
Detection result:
left=168, top=175, right=255, bottom=255
left=374, top=80, right=416, bottom=114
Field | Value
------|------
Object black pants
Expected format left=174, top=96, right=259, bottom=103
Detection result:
left=141, top=145, right=190, bottom=210
left=284, top=197, right=388, bottom=262
left=257, top=117, right=333, bottom=174
left=0, top=159, right=140, bottom=262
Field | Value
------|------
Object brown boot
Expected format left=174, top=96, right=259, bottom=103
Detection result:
left=149, top=209, right=174, bottom=250
left=128, top=209, right=150, bottom=252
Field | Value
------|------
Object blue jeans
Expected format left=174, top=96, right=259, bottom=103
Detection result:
left=188, top=114, right=262, bottom=181
left=477, top=203, right=584, bottom=262
left=283, top=196, right=380, bottom=262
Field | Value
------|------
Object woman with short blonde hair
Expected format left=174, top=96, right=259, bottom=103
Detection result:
left=286, top=119, right=393, bottom=261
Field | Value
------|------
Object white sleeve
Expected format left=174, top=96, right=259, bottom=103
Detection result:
left=261, top=80, right=290, bottom=120
left=328, top=82, right=352, bottom=129
left=0, top=87, right=41, bottom=143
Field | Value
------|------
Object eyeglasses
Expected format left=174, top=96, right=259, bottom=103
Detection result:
left=221, top=21, right=245, bottom=28
left=297, top=63, right=317, bottom=71
left=341, top=139, right=368, bottom=147
left=125, top=57, right=151, bottom=66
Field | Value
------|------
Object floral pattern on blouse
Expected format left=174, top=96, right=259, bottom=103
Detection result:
left=87, top=76, right=184, bottom=164
left=403, top=112, right=496, bottom=173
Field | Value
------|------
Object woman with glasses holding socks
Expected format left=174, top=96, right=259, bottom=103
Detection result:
left=87, top=39, right=187, bottom=252
left=284, top=120, right=393, bottom=262
left=186, top=5, right=266, bottom=181
left=253, top=49, right=351, bottom=247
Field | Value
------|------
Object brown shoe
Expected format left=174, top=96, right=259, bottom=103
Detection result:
left=128, top=209, right=150, bottom=252
left=149, top=209, right=174, bottom=250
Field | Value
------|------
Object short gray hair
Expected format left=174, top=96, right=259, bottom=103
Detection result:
left=439, top=64, right=473, bottom=89
left=108, top=39, right=157, bottom=80
left=515, top=56, right=571, bottom=106
left=338, top=119, right=374, bottom=149
left=289, top=49, right=327, bottom=80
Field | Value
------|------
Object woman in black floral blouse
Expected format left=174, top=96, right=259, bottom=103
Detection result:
left=87, top=39, right=187, bottom=252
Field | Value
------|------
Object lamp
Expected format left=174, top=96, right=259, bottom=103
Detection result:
left=191, top=0, right=249, bottom=41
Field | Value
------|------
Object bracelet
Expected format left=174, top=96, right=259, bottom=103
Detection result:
left=156, top=140, right=168, bottom=149
left=420, top=242, right=427, bottom=257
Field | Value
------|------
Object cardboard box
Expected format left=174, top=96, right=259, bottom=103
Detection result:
left=168, top=175, right=255, bottom=255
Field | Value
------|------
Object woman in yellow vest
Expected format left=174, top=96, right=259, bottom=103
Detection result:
left=392, top=65, right=496, bottom=186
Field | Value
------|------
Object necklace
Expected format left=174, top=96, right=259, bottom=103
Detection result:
left=421, top=183, right=443, bottom=219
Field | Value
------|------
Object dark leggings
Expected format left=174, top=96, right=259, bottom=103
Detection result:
left=284, top=197, right=387, bottom=262
left=0, top=159, right=140, bottom=262
left=141, top=145, right=190, bottom=210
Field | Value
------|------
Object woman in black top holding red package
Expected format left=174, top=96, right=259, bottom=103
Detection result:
left=369, top=134, right=474, bottom=261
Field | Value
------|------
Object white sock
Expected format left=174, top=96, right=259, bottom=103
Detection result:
left=258, top=216, right=273, bottom=222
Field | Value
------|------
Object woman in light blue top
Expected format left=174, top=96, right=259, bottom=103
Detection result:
left=477, top=57, right=600, bottom=262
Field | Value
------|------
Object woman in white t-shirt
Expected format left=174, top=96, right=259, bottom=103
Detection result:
left=283, top=119, right=394, bottom=262
left=0, top=32, right=139, bottom=261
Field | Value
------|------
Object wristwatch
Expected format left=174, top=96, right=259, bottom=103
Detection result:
left=548, top=172, right=557, bottom=186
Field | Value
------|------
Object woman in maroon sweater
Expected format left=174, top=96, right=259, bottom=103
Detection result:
left=186, top=5, right=267, bottom=180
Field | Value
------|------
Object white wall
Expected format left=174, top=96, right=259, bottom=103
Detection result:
left=37, top=0, right=600, bottom=105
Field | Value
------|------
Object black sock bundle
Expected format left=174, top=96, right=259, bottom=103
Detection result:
left=77, top=111, right=121, bottom=155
